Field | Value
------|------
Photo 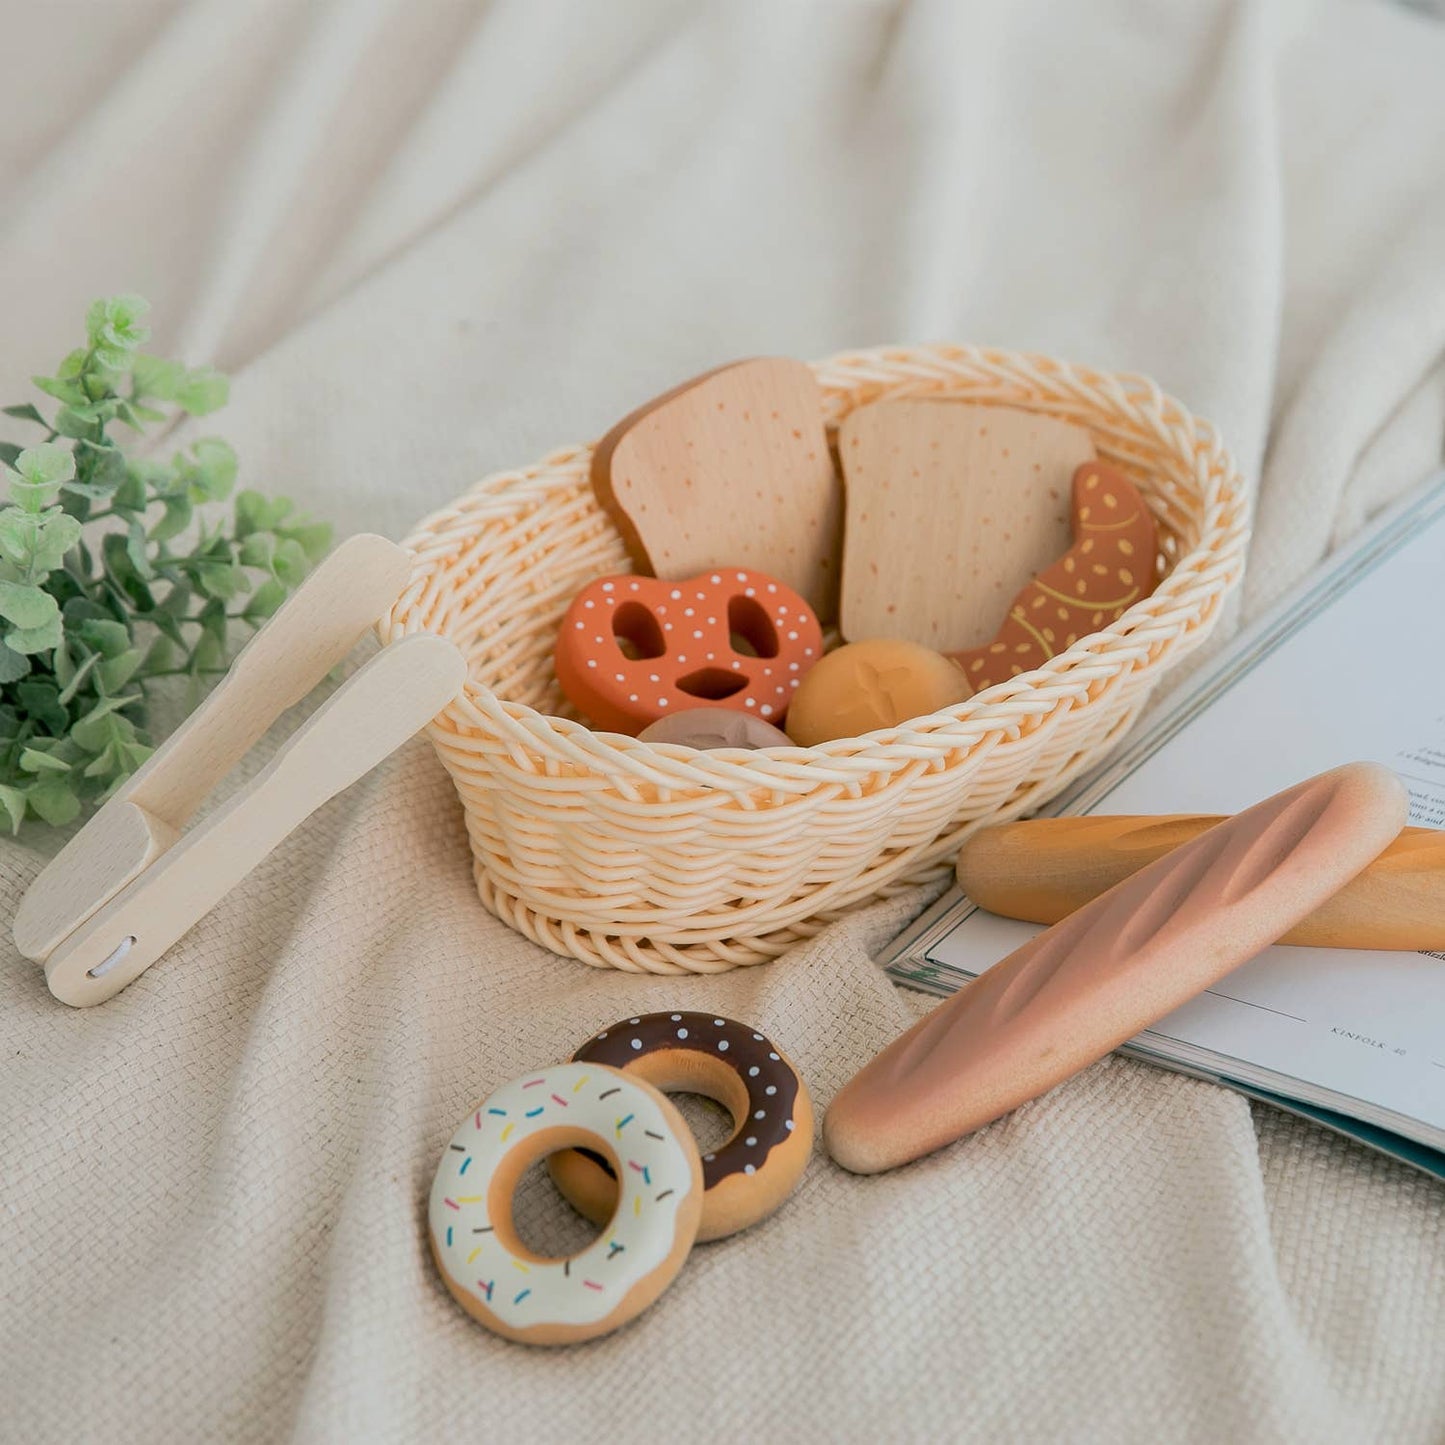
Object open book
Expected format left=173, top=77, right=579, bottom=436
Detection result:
left=883, top=474, right=1445, bottom=1180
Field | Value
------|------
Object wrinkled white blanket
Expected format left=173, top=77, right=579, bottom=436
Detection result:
left=3, top=2, right=1445, bottom=1440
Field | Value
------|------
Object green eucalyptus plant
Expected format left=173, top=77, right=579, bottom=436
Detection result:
left=0, top=294, right=330, bottom=830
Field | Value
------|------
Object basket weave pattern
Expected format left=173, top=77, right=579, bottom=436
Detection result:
left=383, top=345, right=1249, bottom=974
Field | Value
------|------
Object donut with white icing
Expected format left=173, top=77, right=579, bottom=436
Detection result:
left=550, top=1013, right=813, bottom=1242
left=428, top=1062, right=702, bottom=1344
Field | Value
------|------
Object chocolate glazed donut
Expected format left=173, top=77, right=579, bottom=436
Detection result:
left=549, top=1013, right=814, bottom=1242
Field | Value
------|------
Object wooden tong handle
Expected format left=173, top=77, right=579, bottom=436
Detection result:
left=957, top=815, right=1445, bottom=949
left=40, top=633, right=465, bottom=1007
left=14, top=534, right=415, bottom=963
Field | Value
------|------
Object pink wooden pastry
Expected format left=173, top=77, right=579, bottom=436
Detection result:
left=825, top=763, right=1409, bottom=1174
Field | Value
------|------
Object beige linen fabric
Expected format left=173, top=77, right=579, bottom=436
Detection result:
left=3, top=2, right=1445, bottom=1440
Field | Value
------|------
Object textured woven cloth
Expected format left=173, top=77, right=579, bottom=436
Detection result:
left=4, top=2, right=1445, bottom=1440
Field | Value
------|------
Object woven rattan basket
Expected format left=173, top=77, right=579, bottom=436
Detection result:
left=381, top=345, right=1249, bottom=974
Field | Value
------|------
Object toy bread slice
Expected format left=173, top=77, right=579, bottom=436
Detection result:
left=825, top=763, right=1409, bottom=1174
left=836, top=400, right=1095, bottom=650
left=591, top=358, right=842, bottom=621
left=957, top=815, right=1445, bottom=951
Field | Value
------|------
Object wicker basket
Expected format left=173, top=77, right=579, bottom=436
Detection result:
left=381, top=345, right=1249, bottom=974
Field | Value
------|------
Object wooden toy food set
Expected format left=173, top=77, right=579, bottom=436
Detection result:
left=17, top=345, right=1438, bottom=1349
left=16, top=345, right=1250, bottom=1004
left=387, top=347, right=1248, bottom=974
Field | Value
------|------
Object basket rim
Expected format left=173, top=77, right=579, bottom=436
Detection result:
left=385, top=342, right=1250, bottom=776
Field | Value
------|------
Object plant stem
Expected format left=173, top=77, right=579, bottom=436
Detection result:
left=139, top=667, right=230, bottom=679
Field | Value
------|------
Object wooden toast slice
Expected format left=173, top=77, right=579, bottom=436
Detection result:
left=591, top=358, right=843, bottom=622
left=836, top=400, right=1095, bottom=650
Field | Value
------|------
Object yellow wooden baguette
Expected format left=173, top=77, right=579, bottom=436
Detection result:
left=955, top=815, right=1445, bottom=950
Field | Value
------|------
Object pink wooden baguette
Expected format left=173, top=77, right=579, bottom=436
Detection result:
left=825, top=763, right=1409, bottom=1174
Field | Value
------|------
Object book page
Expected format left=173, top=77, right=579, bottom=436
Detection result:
left=906, top=483, right=1445, bottom=1140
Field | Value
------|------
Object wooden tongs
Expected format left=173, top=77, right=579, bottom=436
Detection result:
left=12, top=535, right=466, bottom=1007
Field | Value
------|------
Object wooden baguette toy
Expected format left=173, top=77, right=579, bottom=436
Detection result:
left=825, top=763, right=1409, bottom=1174
left=591, top=359, right=843, bottom=622
left=836, top=400, right=1095, bottom=650
left=956, top=814, right=1445, bottom=950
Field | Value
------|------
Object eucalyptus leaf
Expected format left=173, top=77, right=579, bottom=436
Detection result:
left=53, top=637, right=74, bottom=688
left=191, top=631, right=224, bottom=673
left=235, top=489, right=292, bottom=537
left=60, top=481, right=114, bottom=503
left=244, top=577, right=287, bottom=620
left=0, top=581, right=60, bottom=629
left=16, top=680, right=69, bottom=734
left=31, top=512, right=82, bottom=572
left=87, top=294, right=150, bottom=355
left=198, top=596, right=228, bottom=641
left=72, top=709, right=120, bottom=754
left=7, top=477, right=62, bottom=514
left=15, top=443, right=76, bottom=486
left=151, top=494, right=193, bottom=542
left=125, top=519, right=156, bottom=581
left=98, top=649, right=143, bottom=693
left=6, top=613, right=64, bottom=654
left=32, top=375, right=87, bottom=407
left=19, top=747, right=71, bottom=774
left=82, top=742, right=123, bottom=779
left=77, top=618, right=132, bottom=658
left=0, top=784, right=27, bottom=833
left=175, top=367, right=228, bottom=416
left=25, top=778, right=81, bottom=827
left=193, top=559, right=242, bottom=600
left=190, top=437, right=238, bottom=500
left=115, top=464, right=155, bottom=513
left=130, top=353, right=185, bottom=400
left=281, top=520, right=332, bottom=561
left=272, top=537, right=309, bottom=587
left=239, top=532, right=276, bottom=569
left=0, top=643, right=30, bottom=684
left=52, top=407, right=100, bottom=440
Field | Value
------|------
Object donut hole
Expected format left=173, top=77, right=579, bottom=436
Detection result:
left=510, top=1153, right=610, bottom=1259
left=668, top=1090, right=742, bottom=1154
left=548, top=1061, right=747, bottom=1230
left=564, top=1094, right=735, bottom=1191
left=487, top=1126, right=620, bottom=1264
